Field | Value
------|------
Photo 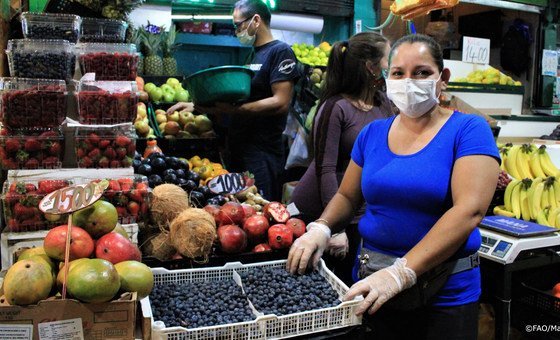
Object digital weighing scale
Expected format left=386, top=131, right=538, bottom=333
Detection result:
left=478, top=216, right=560, bottom=264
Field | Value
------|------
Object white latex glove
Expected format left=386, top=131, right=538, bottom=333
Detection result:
left=343, top=258, right=417, bottom=315
left=328, top=232, right=349, bottom=259
left=287, top=224, right=330, bottom=274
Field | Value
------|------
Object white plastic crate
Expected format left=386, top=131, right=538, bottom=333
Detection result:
left=1, top=223, right=139, bottom=270
left=141, top=259, right=363, bottom=340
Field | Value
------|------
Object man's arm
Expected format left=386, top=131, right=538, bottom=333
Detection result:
left=237, top=80, right=295, bottom=116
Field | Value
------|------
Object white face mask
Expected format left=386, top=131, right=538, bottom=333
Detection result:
left=386, top=75, right=441, bottom=118
left=236, top=17, right=257, bottom=46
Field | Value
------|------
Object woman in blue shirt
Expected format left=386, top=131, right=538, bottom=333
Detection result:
left=287, top=34, right=500, bottom=339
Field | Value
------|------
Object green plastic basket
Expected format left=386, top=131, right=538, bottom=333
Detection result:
left=184, top=66, right=254, bottom=106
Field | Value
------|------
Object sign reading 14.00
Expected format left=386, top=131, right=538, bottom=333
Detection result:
left=462, top=36, right=490, bottom=65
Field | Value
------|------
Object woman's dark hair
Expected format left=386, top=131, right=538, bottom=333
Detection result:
left=313, top=32, right=388, bottom=185
left=389, top=34, right=444, bottom=72
left=234, top=0, right=272, bottom=26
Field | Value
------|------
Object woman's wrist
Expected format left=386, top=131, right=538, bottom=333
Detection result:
left=307, top=221, right=331, bottom=238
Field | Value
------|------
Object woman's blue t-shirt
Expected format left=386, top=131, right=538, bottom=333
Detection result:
left=350, top=111, right=500, bottom=306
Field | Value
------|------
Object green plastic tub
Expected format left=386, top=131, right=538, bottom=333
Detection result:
left=184, top=66, right=254, bottom=106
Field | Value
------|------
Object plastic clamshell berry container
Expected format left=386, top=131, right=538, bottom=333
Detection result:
left=142, top=259, right=362, bottom=340
left=77, top=43, right=138, bottom=81
left=21, top=12, right=81, bottom=42
left=78, top=175, right=150, bottom=225
left=1, top=178, right=72, bottom=232
left=0, top=128, right=64, bottom=170
left=76, top=80, right=138, bottom=124
left=6, top=39, right=76, bottom=80
left=74, top=124, right=137, bottom=168
left=80, top=18, right=128, bottom=43
left=0, top=77, right=67, bottom=130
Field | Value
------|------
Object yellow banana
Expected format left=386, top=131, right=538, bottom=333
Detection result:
left=555, top=213, right=560, bottom=228
left=504, top=180, right=521, bottom=212
left=532, top=182, right=545, bottom=219
left=511, top=182, right=522, bottom=219
left=520, top=186, right=531, bottom=221
left=537, top=206, right=551, bottom=226
left=539, top=147, right=559, bottom=177
left=553, top=176, right=560, bottom=203
left=505, top=145, right=522, bottom=179
left=493, top=205, right=515, bottom=218
left=516, top=146, right=532, bottom=179
left=499, top=147, right=509, bottom=172
left=549, top=184, right=558, bottom=210
left=530, top=151, right=547, bottom=178
left=528, top=177, right=544, bottom=219
left=548, top=207, right=560, bottom=226
left=542, top=186, right=550, bottom=210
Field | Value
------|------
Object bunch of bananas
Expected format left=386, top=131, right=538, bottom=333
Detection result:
left=499, top=143, right=559, bottom=180
left=494, top=176, right=560, bottom=228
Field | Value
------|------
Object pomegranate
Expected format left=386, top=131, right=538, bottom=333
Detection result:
left=218, top=202, right=245, bottom=226
left=217, top=224, right=247, bottom=254
left=252, top=243, right=272, bottom=253
left=286, top=218, right=306, bottom=238
left=95, top=232, right=141, bottom=264
left=241, top=204, right=256, bottom=221
left=268, top=224, right=293, bottom=250
left=203, top=204, right=222, bottom=225
left=263, top=202, right=290, bottom=223
left=243, top=215, right=270, bottom=243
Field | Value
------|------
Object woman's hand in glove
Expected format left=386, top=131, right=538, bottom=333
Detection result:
left=328, top=232, right=349, bottom=259
left=287, top=223, right=330, bottom=274
left=343, top=258, right=417, bottom=315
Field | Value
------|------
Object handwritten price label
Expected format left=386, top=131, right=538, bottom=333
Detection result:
left=462, top=36, right=490, bottom=65
left=208, top=173, right=247, bottom=195
left=39, top=180, right=108, bottom=214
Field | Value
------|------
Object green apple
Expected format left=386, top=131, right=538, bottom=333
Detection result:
left=144, top=82, right=156, bottom=93
left=154, top=109, right=166, bottom=116
left=168, top=111, right=180, bottom=122
left=155, top=113, right=167, bottom=124
left=161, top=84, right=174, bottom=94
left=134, top=120, right=150, bottom=136
left=149, top=87, right=163, bottom=102
left=163, top=92, right=175, bottom=103
left=166, top=78, right=180, bottom=88
left=174, top=89, right=189, bottom=102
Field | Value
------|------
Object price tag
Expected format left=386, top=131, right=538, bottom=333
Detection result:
left=208, top=173, right=247, bottom=195
left=462, top=36, right=490, bottom=65
left=38, top=318, right=83, bottom=340
left=542, top=49, right=558, bottom=76
left=0, top=324, right=33, bottom=339
left=38, top=180, right=108, bottom=215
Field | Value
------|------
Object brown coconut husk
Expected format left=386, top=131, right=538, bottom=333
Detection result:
left=150, top=184, right=190, bottom=231
left=142, top=232, right=176, bottom=261
left=170, top=208, right=216, bottom=262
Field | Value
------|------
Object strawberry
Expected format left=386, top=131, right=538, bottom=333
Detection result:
left=38, top=180, right=69, bottom=194
left=5, top=191, right=22, bottom=205
left=78, top=156, right=94, bottom=168
left=99, top=139, right=111, bottom=149
left=7, top=218, right=20, bottom=231
left=127, top=142, right=136, bottom=156
left=5, top=138, right=20, bottom=153
left=140, top=202, right=148, bottom=215
left=104, top=180, right=120, bottom=199
left=0, top=128, right=9, bottom=136
left=116, top=147, right=127, bottom=159
left=110, top=160, right=120, bottom=168
left=87, top=133, right=100, bottom=145
left=127, top=201, right=140, bottom=217
left=2, top=158, right=18, bottom=169
left=116, top=206, right=127, bottom=218
left=76, top=147, right=86, bottom=159
left=104, top=147, right=116, bottom=159
left=115, top=135, right=131, bottom=147
left=24, top=138, right=41, bottom=152
left=39, top=130, right=58, bottom=138
left=48, top=141, right=61, bottom=156
left=88, top=148, right=101, bottom=160
left=25, top=183, right=37, bottom=192
left=20, top=215, right=42, bottom=230
left=115, top=194, right=129, bottom=206
left=121, top=156, right=133, bottom=168
left=42, top=157, right=59, bottom=168
left=24, top=158, right=39, bottom=169
left=118, top=178, right=133, bottom=193
left=14, top=202, right=33, bottom=219
left=98, top=156, right=110, bottom=168
left=16, top=150, right=29, bottom=164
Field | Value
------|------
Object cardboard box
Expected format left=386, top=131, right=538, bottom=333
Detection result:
left=0, top=293, right=137, bottom=340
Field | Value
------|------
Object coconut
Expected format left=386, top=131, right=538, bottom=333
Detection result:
left=150, top=184, right=190, bottom=231
left=142, top=232, right=176, bottom=261
left=170, top=208, right=216, bottom=261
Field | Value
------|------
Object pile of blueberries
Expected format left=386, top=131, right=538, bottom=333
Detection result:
left=150, top=280, right=255, bottom=329
left=11, top=52, right=75, bottom=79
left=240, top=267, right=340, bottom=316
left=27, top=26, right=79, bottom=42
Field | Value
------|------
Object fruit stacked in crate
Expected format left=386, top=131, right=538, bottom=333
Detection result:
left=80, top=18, right=128, bottom=43
left=0, top=128, right=64, bottom=169
left=2, top=179, right=72, bottom=232
left=75, top=124, right=137, bottom=168
left=77, top=43, right=138, bottom=81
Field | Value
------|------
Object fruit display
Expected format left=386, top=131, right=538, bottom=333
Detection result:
left=21, top=12, right=81, bottom=43
left=291, top=42, right=331, bottom=67
left=143, top=77, right=189, bottom=103
left=92, top=176, right=150, bottom=224
left=0, top=78, right=67, bottom=130
left=149, top=280, right=255, bottom=328
left=452, top=66, right=522, bottom=86
left=154, top=108, right=214, bottom=139
left=6, top=39, right=76, bottom=80
left=161, top=27, right=178, bottom=76
left=499, top=143, right=559, bottom=180
left=80, top=18, right=128, bottom=43
left=2, top=179, right=71, bottom=232
left=75, top=80, right=138, bottom=124
left=240, top=267, right=340, bottom=316
left=308, top=67, right=326, bottom=90
left=75, top=125, right=137, bottom=168
left=134, top=102, right=156, bottom=138
left=0, top=128, right=64, bottom=169
left=77, top=43, right=139, bottom=81
left=135, top=152, right=191, bottom=187
left=141, top=30, right=163, bottom=76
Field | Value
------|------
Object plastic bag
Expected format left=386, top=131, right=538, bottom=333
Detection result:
left=285, top=124, right=312, bottom=169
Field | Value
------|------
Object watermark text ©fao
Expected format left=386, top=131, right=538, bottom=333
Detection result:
left=526, top=325, right=560, bottom=333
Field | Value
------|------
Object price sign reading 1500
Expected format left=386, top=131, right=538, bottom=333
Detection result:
left=462, top=36, right=490, bottom=65
left=39, top=181, right=108, bottom=214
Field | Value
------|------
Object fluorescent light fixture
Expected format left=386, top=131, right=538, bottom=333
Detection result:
left=172, top=14, right=232, bottom=20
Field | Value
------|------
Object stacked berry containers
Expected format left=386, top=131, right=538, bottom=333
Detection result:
left=0, top=78, right=68, bottom=130
left=21, top=12, right=81, bottom=43
left=77, top=43, right=138, bottom=80
left=0, top=128, right=65, bottom=169
left=75, top=80, right=138, bottom=124
left=80, top=18, right=128, bottom=43
left=75, top=124, right=137, bottom=168
left=6, top=39, right=76, bottom=80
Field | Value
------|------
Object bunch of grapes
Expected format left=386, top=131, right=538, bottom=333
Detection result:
left=497, top=170, right=512, bottom=190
